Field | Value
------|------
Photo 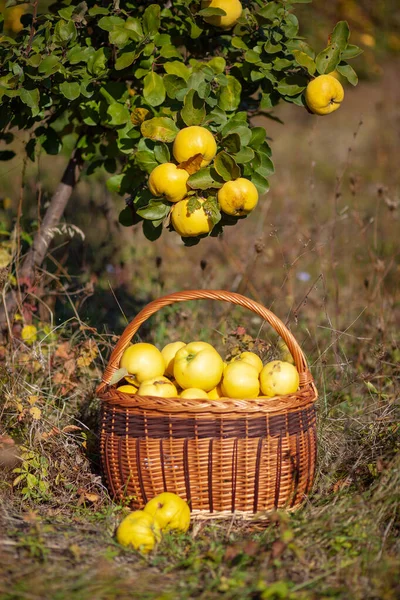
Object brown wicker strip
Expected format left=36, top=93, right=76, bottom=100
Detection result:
left=101, top=406, right=316, bottom=439
left=97, top=290, right=318, bottom=516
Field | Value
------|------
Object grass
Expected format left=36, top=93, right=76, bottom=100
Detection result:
left=1, top=61, right=400, bottom=599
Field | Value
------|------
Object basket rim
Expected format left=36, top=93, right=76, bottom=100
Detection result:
left=98, top=383, right=317, bottom=415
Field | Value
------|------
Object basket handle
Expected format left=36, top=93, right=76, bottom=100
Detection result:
left=97, top=289, right=313, bottom=394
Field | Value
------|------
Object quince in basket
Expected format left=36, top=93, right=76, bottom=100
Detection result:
left=118, top=342, right=300, bottom=400
left=137, top=376, right=178, bottom=398
left=120, top=343, right=165, bottom=385
left=180, top=388, right=209, bottom=399
left=260, top=360, right=300, bottom=397
left=221, top=361, right=260, bottom=399
left=161, top=341, right=186, bottom=376
left=173, top=341, right=223, bottom=392
left=228, top=351, right=263, bottom=374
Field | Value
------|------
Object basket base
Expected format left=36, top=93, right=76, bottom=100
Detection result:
left=188, top=504, right=303, bottom=522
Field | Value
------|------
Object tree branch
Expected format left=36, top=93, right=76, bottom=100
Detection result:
left=0, top=148, right=84, bottom=330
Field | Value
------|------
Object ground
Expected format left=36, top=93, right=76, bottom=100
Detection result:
left=0, top=58, right=399, bottom=599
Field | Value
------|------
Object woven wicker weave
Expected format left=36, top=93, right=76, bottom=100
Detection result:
left=97, top=290, right=318, bottom=516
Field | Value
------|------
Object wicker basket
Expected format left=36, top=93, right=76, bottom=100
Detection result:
left=97, top=290, right=318, bottom=517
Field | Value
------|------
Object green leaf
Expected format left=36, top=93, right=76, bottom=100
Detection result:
left=109, top=27, right=130, bottom=47
left=282, top=14, right=299, bottom=38
left=214, top=152, right=241, bottom=182
left=37, top=127, right=62, bottom=155
left=67, top=45, right=94, bottom=64
left=208, top=57, right=226, bottom=74
left=203, top=197, right=221, bottom=227
left=141, top=117, right=179, bottom=143
left=276, top=75, right=307, bottom=96
left=143, top=4, right=161, bottom=36
left=20, top=88, right=39, bottom=111
left=26, top=138, right=36, bottom=161
left=316, top=44, right=341, bottom=75
left=218, top=76, right=242, bottom=112
left=255, top=151, right=275, bottom=177
left=119, top=207, right=136, bottom=227
left=159, top=44, right=182, bottom=59
left=258, top=2, right=282, bottom=20
left=245, top=50, right=262, bottom=64
left=143, top=220, right=163, bottom=241
left=330, top=21, right=350, bottom=51
left=221, top=112, right=248, bottom=136
left=293, top=50, right=316, bottom=75
left=198, top=7, right=226, bottom=17
left=53, top=20, right=77, bottom=46
left=224, top=125, right=252, bottom=146
left=143, top=72, right=166, bottom=107
left=222, top=133, right=241, bottom=153
left=235, top=147, right=255, bottom=164
left=251, top=172, right=269, bottom=195
left=98, top=16, right=124, bottom=31
left=125, top=17, right=144, bottom=40
left=115, top=51, right=137, bottom=71
left=135, top=150, right=158, bottom=174
left=231, top=37, right=248, bottom=50
left=137, top=200, right=170, bottom=221
left=336, top=64, right=358, bottom=86
left=164, top=61, right=191, bottom=82
left=109, top=367, right=128, bottom=385
left=38, top=55, right=60, bottom=76
left=286, top=39, right=315, bottom=59
left=154, top=143, right=170, bottom=164
left=187, top=168, right=222, bottom=190
left=27, top=54, right=42, bottom=68
left=106, top=174, right=124, bottom=193
left=107, top=103, right=130, bottom=126
left=59, top=81, right=80, bottom=101
left=87, top=48, right=109, bottom=77
left=249, top=127, right=266, bottom=149
left=341, top=45, right=363, bottom=60
left=163, top=74, right=187, bottom=99
left=181, top=90, right=206, bottom=126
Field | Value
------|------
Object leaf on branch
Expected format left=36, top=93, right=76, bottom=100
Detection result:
left=316, top=36, right=342, bottom=75
left=187, top=196, right=202, bottom=215
left=328, top=21, right=350, bottom=51
left=141, top=117, right=179, bottom=143
left=187, top=167, right=222, bottom=190
left=293, top=50, right=316, bottom=75
left=107, top=103, right=130, bottom=125
left=137, top=200, right=170, bottom=221
left=341, top=44, right=363, bottom=60
left=60, top=81, right=80, bottom=101
left=214, top=152, right=241, bottom=182
left=181, top=90, right=206, bottom=126
left=143, top=4, right=161, bottom=36
left=164, top=61, right=191, bottom=82
left=218, top=76, right=242, bottom=112
left=336, top=63, right=358, bottom=86
left=143, top=72, right=166, bottom=107
left=130, top=108, right=151, bottom=126
left=154, top=143, right=170, bottom=164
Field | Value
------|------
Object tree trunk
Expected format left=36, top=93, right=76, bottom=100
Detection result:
left=0, top=149, right=83, bottom=331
